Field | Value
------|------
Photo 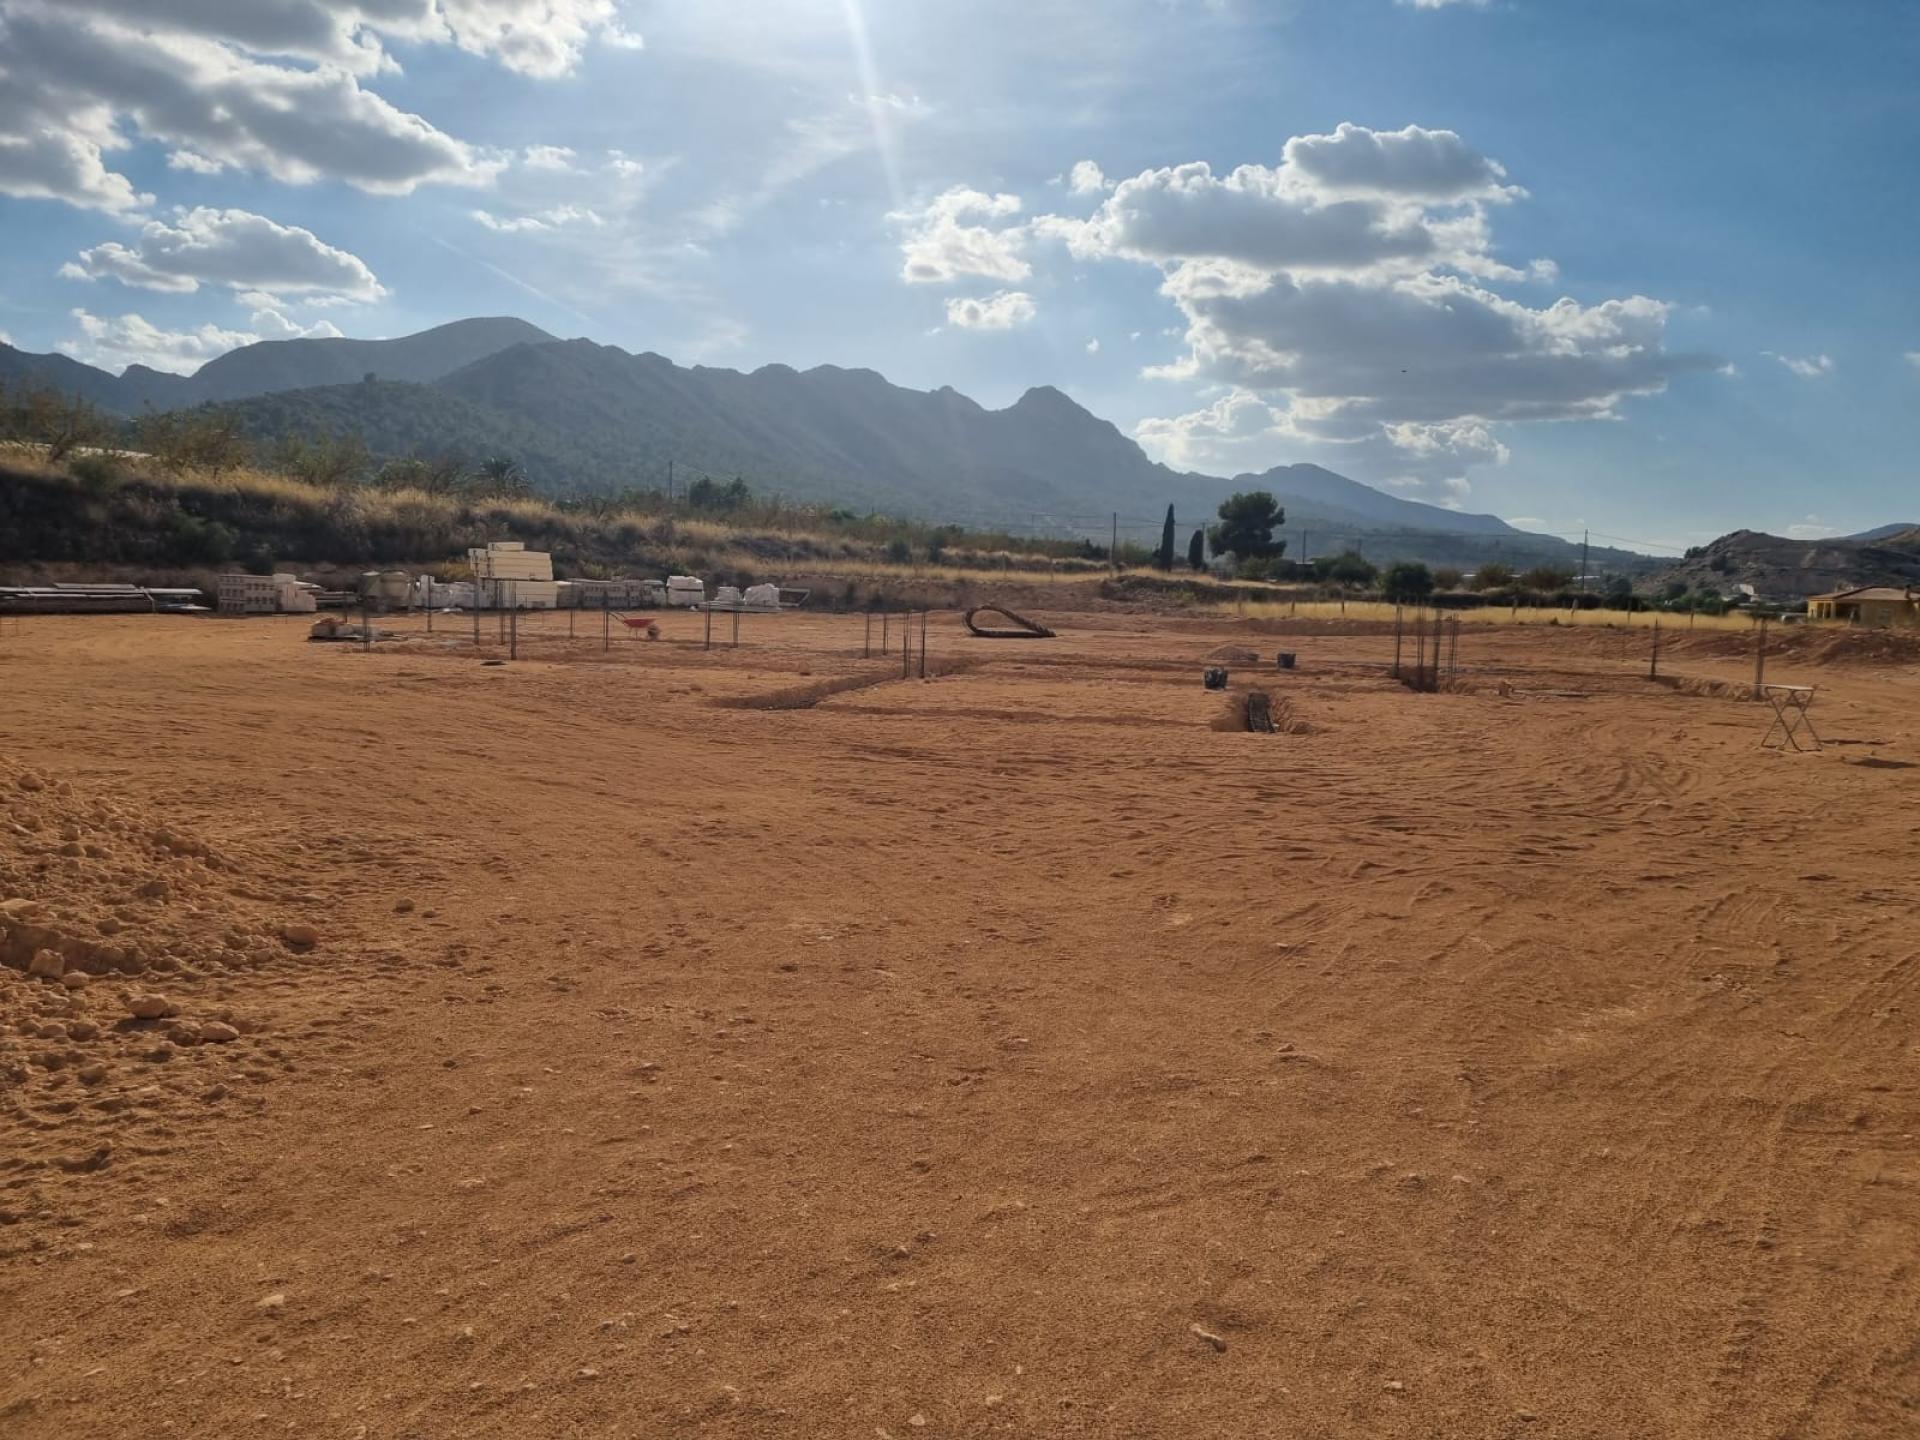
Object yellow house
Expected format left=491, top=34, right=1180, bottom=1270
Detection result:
left=1806, top=585, right=1920, bottom=626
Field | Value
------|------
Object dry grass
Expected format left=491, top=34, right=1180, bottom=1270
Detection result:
left=1224, top=597, right=1784, bottom=632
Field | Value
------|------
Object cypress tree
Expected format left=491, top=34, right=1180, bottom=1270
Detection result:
left=1158, top=504, right=1176, bottom=570
left=1187, top=528, right=1205, bottom=571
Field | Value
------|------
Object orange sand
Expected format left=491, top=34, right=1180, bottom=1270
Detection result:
left=2, top=609, right=1916, bottom=1437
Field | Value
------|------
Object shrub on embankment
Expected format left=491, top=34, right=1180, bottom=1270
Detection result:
left=0, top=448, right=1096, bottom=598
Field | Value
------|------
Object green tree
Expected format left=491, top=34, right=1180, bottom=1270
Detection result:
left=1157, top=504, right=1176, bottom=571
left=1314, top=549, right=1377, bottom=586
left=470, top=455, right=531, bottom=498
left=1187, top=528, right=1205, bottom=572
left=135, top=407, right=250, bottom=475
left=1207, top=490, right=1286, bottom=561
left=373, top=454, right=469, bottom=494
left=273, top=430, right=371, bottom=488
left=1472, top=561, right=1515, bottom=591
left=6, top=385, right=114, bottom=462
left=1432, top=566, right=1463, bottom=590
left=687, top=475, right=751, bottom=512
left=1380, top=561, right=1435, bottom=603
left=1519, top=564, right=1575, bottom=592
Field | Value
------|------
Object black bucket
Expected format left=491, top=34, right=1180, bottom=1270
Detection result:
left=1276, top=651, right=1296, bottom=670
left=1203, top=666, right=1229, bottom=690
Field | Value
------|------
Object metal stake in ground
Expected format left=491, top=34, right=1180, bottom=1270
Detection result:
left=603, top=593, right=610, bottom=653
left=361, top=591, right=371, bottom=653
left=864, top=610, right=871, bottom=658
left=1392, top=605, right=1404, bottom=679
left=1753, top=614, right=1770, bottom=697
left=1650, top=617, right=1661, bottom=679
left=918, top=610, right=928, bottom=678
left=509, top=580, right=518, bottom=660
left=732, top=606, right=740, bottom=648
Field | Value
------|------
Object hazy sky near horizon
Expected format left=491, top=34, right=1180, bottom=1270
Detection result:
left=1, top=0, right=1915, bottom=550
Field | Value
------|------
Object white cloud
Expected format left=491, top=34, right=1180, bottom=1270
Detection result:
left=1085, top=337, right=1101, bottom=354
left=897, top=187, right=1030, bottom=284
left=1134, top=389, right=1287, bottom=471
left=0, top=2, right=642, bottom=215
left=1067, top=160, right=1109, bottom=195
left=244, top=303, right=345, bottom=343
left=473, top=203, right=606, bottom=233
left=1282, top=122, right=1517, bottom=202
left=62, top=207, right=385, bottom=300
left=944, top=290, right=1037, bottom=331
left=0, top=126, right=150, bottom=215
left=1765, top=351, right=1834, bottom=378
left=1028, top=123, right=1717, bottom=488
left=59, top=308, right=258, bottom=375
left=1786, top=516, right=1840, bottom=539
left=37, top=2, right=640, bottom=79
left=1038, top=124, right=1533, bottom=283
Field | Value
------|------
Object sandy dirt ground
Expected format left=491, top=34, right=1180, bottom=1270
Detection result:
left=2, top=607, right=1917, bottom=1438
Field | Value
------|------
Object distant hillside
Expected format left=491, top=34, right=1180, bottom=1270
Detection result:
left=0, top=318, right=553, bottom=414
left=1232, top=462, right=1517, bottom=538
left=5, top=316, right=1652, bottom=572
left=1644, top=529, right=1920, bottom=599
left=1844, top=522, right=1920, bottom=543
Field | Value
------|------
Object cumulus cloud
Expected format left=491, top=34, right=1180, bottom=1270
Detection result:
left=59, top=308, right=259, bottom=374
left=1282, top=122, right=1517, bottom=202
left=244, top=303, right=346, bottom=343
left=897, top=187, right=1030, bottom=284
left=944, top=290, right=1037, bottom=331
left=1765, top=350, right=1833, bottom=378
left=62, top=208, right=385, bottom=300
left=1067, top=160, right=1109, bottom=195
left=1029, top=122, right=1718, bottom=487
left=1038, top=123, right=1533, bottom=283
left=0, top=2, right=642, bottom=214
left=38, top=1, right=640, bottom=79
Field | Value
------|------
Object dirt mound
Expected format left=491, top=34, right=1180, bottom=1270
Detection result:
left=0, top=759, right=411, bottom=1250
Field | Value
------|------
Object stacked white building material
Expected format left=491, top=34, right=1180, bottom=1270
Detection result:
left=468, top=542, right=556, bottom=608
left=216, top=573, right=276, bottom=615
left=272, top=574, right=318, bottom=613
left=666, top=574, right=705, bottom=608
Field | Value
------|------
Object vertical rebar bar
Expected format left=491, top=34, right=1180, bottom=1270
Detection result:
left=864, top=610, right=871, bottom=658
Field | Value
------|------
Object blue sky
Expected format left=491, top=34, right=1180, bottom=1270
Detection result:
left=1, top=0, right=1915, bottom=551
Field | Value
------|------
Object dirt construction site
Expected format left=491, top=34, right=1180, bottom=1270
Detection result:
left=2, top=604, right=1917, bottom=1438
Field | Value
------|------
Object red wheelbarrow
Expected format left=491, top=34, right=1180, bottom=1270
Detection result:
left=611, top=612, right=661, bottom=639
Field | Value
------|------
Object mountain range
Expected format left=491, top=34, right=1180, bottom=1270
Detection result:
left=2, top=317, right=1640, bottom=570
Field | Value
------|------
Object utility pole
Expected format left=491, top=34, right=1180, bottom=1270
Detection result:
left=1111, top=512, right=1119, bottom=572
left=1580, top=530, right=1590, bottom=595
